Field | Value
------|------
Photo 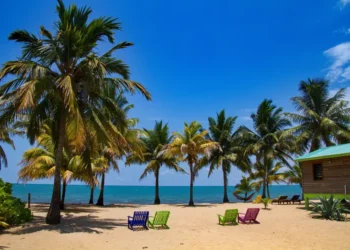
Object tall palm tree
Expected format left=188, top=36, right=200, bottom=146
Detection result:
left=126, top=121, right=185, bottom=204
left=238, top=99, right=294, bottom=198
left=286, top=78, right=350, bottom=152
left=95, top=94, right=144, bottom=206
left=165, top=121, right=218, bottom=206
left=207, top=110, right=248, bottom=203
left=0, top=0, right=150, bottom=224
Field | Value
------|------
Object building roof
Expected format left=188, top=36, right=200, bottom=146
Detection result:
left=295, top=143, right=350, bottom=162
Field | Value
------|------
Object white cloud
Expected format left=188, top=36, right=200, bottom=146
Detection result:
left=324, top=42, right=350, bottom=82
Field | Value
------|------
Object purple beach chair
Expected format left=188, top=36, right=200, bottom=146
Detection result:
left=128, top=211, right=149, bottom=231
left=238, top=208, right=260, bottom=224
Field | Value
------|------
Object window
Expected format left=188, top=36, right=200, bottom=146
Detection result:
left=313, top=164, right=323, bottom=181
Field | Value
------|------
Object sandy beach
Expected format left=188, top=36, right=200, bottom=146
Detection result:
left=1, top=203, right=350, bottom=250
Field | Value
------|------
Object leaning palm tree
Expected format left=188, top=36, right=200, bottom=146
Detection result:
left=165, top=121, right=218, bottom=206
left=238, top=99, right=294, bottom=198
left=233, top=176, right=260, bottom=202
left=0, top=0, right=150, bottom=224
left=126, top=121, right=185, bottom=204
left=286, top=78, right=350, bottom=152
left=207, top=110, right=248, bottom=203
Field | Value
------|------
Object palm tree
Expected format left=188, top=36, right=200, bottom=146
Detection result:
left=233, top=176, right=260, bottom=202
left=249, top=160, right=285, bottom=198
left=126, top=121, right=185, bottom=204
left=165, top=121, right=218, bottom=206
left=0, top=0, right=150, bottom=224
left=18, top=123, right=97, bottom=210
left=286, top=78, right=350, bottom=152
left=95, top=94, right=144, bottom=206
left=284, top=163, right=302, bottom=189
left=238, top=99, right=294, bottom=198
left=0, top=125, right=20, bottom=170
left=207, top=110, right=248, bottom=203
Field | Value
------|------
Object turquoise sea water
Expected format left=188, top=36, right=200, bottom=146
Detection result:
left=12, top=184, right=301, bottom=204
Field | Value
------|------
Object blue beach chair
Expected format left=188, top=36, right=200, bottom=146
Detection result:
left=128, top=211, right=149, bottom=231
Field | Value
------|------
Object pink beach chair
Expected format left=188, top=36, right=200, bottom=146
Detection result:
left=238, top=208, right=260, bottom=224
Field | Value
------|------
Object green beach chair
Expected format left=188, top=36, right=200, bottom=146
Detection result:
left=218, top=209, right=238, bottom=225
left=148, top=211, right=170, bottom=229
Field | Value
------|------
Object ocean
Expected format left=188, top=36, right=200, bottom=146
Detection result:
left=12, top=184, right=302, bottom=204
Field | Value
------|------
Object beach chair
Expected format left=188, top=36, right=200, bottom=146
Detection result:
left=271, top=196, right=288, bottom=204
left=148, top=211, right=170, bottom=229
left=282, top=195, right=301, bottom=204
left=238, top=208, right=260, bottom=224
left=218, top=209, right=238, bottom=225
left=128, top=211, right=149, bottom=231
left=252, top=195, right=262, bottom=204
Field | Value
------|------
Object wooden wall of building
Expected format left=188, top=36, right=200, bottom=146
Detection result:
left=301, top=156, right=350, bottom=194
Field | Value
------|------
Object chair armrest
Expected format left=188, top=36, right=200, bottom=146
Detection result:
left=128, top=216, right=133, bottom=220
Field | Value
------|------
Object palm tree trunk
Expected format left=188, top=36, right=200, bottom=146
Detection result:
left=154, top=169, right=160, bottom=204
left=96, top=173, right=105, bottom=206
left=89, top=187, right=94, bottom=204
left=60, top=180, right=67, bottom=210
left=266, top=182, right=270, bottom=199
left=222, top=166, right=229, bottom=203
left=189, top=162, right=194, bottom=206
left=244, top=192, right=247, bottom=203
left=46, top=111, right=66, bottom=224
left=261, top=157, right=267, bottom=198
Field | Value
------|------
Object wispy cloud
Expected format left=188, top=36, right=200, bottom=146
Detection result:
left=340, top=0, right=350, bottom=8
left=334, top=27, right=350, bottom=35
left=324, top=42, right=350, bottom=82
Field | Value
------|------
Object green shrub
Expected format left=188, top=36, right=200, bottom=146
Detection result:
left=0, top=178, right=32, bottom=228
left=311, top=195, right=350, bottom=221
left=262, top=198, right=271, bottom=209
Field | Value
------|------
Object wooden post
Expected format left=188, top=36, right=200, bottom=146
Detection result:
left=28, top=193, right=31, bottom=209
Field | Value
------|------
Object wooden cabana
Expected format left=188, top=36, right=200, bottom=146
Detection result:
left=295, top=143, right=350, bottom=208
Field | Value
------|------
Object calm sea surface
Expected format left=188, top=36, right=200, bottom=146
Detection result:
left=12, top=184, right=301, bottom=204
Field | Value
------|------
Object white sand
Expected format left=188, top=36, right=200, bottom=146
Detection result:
left=1, top=203, right=350, bottom=250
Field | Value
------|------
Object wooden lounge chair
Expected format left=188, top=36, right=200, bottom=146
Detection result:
left=148, top=211, right=170, bottom=229
left=128, top=211, right=149, bottom=231
left=252, top=195, right=262, bottom=204
left=218, top=209, right=238, bottom=225
left=271, top=196, right=288, bottom=204
left=282, top=195, right=301, bottom=204
left=238, top=208, right=260, bottom=224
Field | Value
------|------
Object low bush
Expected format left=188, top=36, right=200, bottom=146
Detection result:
left=0, top=178, right=32, bottom=228
left=262, top=198, right=271, bottom=209
left=311, top=195, right=350, bottom=221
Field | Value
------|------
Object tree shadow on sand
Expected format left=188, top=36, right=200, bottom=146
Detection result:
left=4, top=214, right=127, bottom=235
left=169, top=204, right=217, bottom=208
left=29, top=204, right=101, bottom=214
left=0, top=246, right=9, bottom=249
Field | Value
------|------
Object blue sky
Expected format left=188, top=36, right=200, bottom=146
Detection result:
left=1, top=0, right=350, bottom=186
